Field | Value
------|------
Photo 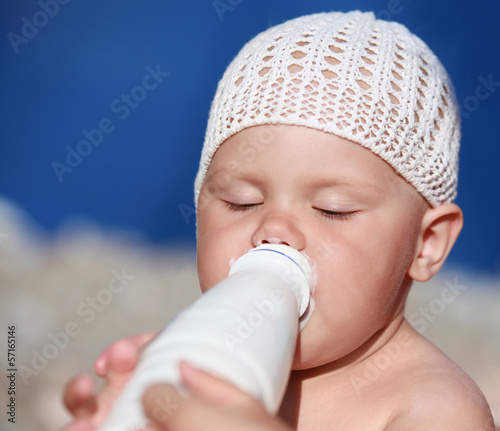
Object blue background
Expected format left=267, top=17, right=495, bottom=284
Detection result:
left=1, top=0, right=499, bottom=274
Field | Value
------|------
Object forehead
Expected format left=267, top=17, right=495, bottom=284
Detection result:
left=202, top=125, right=427, bottom=209
left=207, top=125, right=395, bottom=183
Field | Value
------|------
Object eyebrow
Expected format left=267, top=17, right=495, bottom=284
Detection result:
left=205, top=168, right=385, bottom=194
left=307, top=176, right=385, bottom=194
left=204, top=168, right=261, bottom=186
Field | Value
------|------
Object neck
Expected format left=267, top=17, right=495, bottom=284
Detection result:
left=279, top=310, right=411, bottom=427
left=296, top=310, right=406, bottom=380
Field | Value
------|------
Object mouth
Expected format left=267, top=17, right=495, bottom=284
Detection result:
left=299, top=293, right=315, bottom=330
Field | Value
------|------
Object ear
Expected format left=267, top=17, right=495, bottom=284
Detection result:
left=408, top=203, right=463, bottom=282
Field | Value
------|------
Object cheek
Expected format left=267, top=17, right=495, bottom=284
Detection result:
left=357, top=209, right=418, bottom=271
left=196, top=210, right=250, bottom=293
left=196, top=230, right=232, bottom=293
left=312, top=215, right=416, bottom=313
left=344, top=214, right=419, bottom=311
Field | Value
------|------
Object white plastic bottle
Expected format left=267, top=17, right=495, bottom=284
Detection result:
left=99, top=244, right=313, bottom=431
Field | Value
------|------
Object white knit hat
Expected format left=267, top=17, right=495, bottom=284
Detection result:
left=194, top=11, right=460, bottom=207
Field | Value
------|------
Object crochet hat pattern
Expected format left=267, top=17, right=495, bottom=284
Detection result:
left=194, top=11, right=460, bottom=207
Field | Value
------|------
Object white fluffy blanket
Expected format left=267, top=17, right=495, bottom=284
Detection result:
left=0, top=198, right=498, bottom=430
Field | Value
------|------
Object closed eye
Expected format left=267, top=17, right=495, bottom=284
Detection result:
left=314, top=208, right=358, bottom=221
left=223, top=201, right=261, bottom=212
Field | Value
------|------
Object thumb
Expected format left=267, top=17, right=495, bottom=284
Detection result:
left=178, top=361, right=263, bottom=412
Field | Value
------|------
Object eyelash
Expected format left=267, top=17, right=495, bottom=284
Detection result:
left=223, top=201, right=260, bottom=212
left=315, top=208, right=358, bottom=221
left=223, top=201, right=357, bottom=220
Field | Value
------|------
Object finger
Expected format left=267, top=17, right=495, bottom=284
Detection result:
left=63, top=374, right=97, bottom=417
left=178, top=361, right=260, bottom=410
left=60, top=418, right=95, bottom=431
left=87, top=336, right=158, bottom=423
left=106, top=339, right=141, bottom=374
left=142, top=383, right=184, bottom=430
left=94, top=352, right=107, bottom=378
left=99, top=340, right=147, bottom=405
left=142, top=383, right=265, bottom=431
left=95, top=332, right=157, bottom=377
left=136, top=331, right=159, bottom=355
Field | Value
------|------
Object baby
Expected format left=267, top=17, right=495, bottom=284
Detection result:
left=62, top=11, right=496, bottom=431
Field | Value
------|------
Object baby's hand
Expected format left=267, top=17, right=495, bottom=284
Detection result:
left=142, top=361, right=292, bottom=431
left=61, top=332, right=157, bottom=431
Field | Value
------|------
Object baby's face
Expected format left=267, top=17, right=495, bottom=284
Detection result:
left=196, top=125, right=428, bottom=369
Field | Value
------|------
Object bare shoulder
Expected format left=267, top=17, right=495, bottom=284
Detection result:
left=385, top=322, right=495, bottom=430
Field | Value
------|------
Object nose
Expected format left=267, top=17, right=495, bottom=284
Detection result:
left=251, top=213, right=306, bottom=250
